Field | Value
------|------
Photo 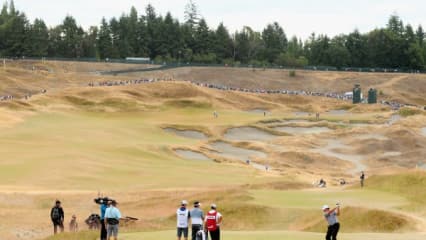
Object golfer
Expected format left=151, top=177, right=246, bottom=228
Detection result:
left=322, top=204, right=340, bottom=240
left=190, top=201, right=204, bottom=240
left=360, top=171, right=365, bottom=187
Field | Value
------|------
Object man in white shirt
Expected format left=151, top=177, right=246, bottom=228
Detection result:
left=104, top=200, right=122, bottom=240
left=177, top=200, right=191, bottom=240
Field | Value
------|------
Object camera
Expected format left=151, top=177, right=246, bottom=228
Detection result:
left=94, top=197, right=114, bottom=205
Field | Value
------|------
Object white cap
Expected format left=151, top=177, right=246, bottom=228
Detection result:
left=211, top=203, right=217, bottom=209
left=181, top=200, right=188, bottom=205
left=322, top=205, right=330, bottom=210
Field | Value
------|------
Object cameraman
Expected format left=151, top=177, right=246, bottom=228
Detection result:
left=100, top=198, right=108, bottom=240
left=322, top=203, right=340, bottom=240
left=94, top=197, right=111, bottom=240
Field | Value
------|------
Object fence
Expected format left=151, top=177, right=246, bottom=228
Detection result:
left=5, top=57, right=426, bottom=75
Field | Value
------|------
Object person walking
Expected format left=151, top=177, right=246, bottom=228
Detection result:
left=177, top=200, right=191, bottom=240
left=50, top=200, right=64, bottom=234
left=69, top=214, right=78, bottom=232
left=205, top=204, right=223, bottom=240
left=190, top=201, right=204, bottom=240
left=104, top=200, right=121, bottom=240
left=323, top=204, right=341, bottom=240
left=360, top=171, right=365, bottom=187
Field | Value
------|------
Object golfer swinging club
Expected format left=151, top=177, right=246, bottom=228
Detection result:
left=322, top=203, right=341, bottom=240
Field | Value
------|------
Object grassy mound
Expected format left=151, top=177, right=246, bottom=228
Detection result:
left=398, top=107, right=423, bottom=117
left=301, top=207, right=411, bottom=233
left=164, top=99, right=212, bottom=109
left=362, top=172, right=426, bottom=206
left=63, top=96, right=96, bottom=107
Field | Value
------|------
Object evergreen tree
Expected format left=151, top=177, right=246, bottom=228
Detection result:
left=0, top=0, right=29, bottom=57
left=306, top=34, right=331, bottom=66
left=60, top=16, right=85, bottom=58
left=184, top=0, right=200, bottom=30
left=345, top=30, right=368, bottom=67
left=193, top=18, right=211, bottom=55
left=416, top=25, right=425, bottom=46
left=27, top=18, right=49, bottom=57
left=234, top=26, right=263, bottom=63
left=213, top=23, right=233, bottom=61
left=81, top=26, right=98, bottom=58
left=262, top=22, right=287, bottom=63
left=327, top=35, right=350, bottom=68
left=97, top=18, right=113, bottom=59
left=0, top=3, right=423, bottom=69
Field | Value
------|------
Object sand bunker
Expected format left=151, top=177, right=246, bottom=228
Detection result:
left=209, top=142, right=268, bottom=170
left=274, top=126, right=331, bottom=135
left=350, top=123, right=376, bottom=127
left=326, top=110, right=349, bottom=115
left=356, top=134, right=389, bottom=141
left=175, top=150, right=211, bottom=161
left=382, top=151, right=402, bottom=157
left=388, top=114, right=402, bottom=125
left=224, top=127, right=277, bottom=141
left=293, top=111, right=311, bottom=116
left=281, top=119, right=311, bottom=124
left=247, top=109, right=269, bottom=115
left=311, top=139, right=366, bottom=174
left=210, top=142, right=267, bottom=160
left=210, top=142, right=267, bottom=162
left=164, top=128, right=208, bottom=140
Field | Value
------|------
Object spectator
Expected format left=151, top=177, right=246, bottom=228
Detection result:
left=50, top=200, right=64, bottom=234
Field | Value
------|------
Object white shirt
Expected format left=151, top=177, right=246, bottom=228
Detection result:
left=177, top=208, right=190, bottom=228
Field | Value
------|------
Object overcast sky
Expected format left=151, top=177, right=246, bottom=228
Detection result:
left=12, top=0, right=426, bottom=39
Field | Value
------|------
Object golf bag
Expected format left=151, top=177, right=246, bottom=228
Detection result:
left=196, top=230, right=206, bottom=240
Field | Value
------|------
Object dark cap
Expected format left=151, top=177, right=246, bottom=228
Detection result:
left=55, top=200, right=61, bottom=204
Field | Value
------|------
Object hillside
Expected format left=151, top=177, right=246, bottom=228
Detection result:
left=118, top=66, right=426, bottom=106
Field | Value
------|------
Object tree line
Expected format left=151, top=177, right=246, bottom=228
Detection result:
left=1, top=0, right=425, bottom=69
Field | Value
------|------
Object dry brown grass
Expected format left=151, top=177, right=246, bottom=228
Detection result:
left=120, top=67, right=426, bottom=105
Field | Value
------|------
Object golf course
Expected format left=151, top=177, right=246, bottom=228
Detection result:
left=0, top=60, right=425, bottom=240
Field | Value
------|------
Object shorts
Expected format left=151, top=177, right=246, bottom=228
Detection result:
left=177, top=227, right=189, bottom=238
left=107, top=224, right=119, bottom=238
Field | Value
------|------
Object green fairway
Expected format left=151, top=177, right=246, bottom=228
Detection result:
left=0, top=108, right=285, bottom=190
left=120, top=230, right=426, bottom=240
